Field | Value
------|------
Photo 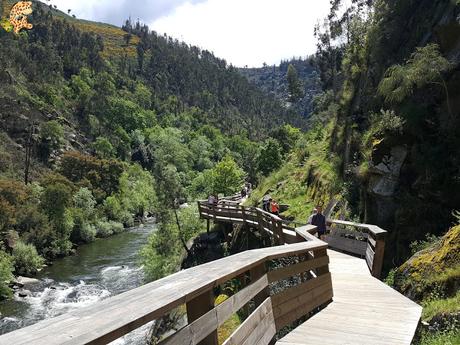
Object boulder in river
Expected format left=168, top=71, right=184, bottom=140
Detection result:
left=14, top=276, right=40, bottom=288
left=17, top=290, right=32, bottom=298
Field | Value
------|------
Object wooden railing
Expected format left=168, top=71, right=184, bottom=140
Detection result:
left=325, top=220, right=386, bottom=278
left=198, top=201, right=387, bottom=278
left=0, top=207, right=331, bottom=345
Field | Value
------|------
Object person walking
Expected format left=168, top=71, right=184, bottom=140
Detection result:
left=262, top=193, right=271, bottom=212
left=311, top=205, right=326, bottom=239
left=270, top=199, right=280, bottom=216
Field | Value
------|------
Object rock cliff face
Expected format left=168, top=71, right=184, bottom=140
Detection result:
left=360, top=2, right=460, bottom=266
left=394, top=225, right=460, bottom=301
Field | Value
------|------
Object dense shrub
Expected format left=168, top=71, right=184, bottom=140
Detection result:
left=0, top=250, right=14, bottom=299
left=95, top=220, right=124, bottom=238
left=12, top=241, right=45, bottom=276
left=79, top=223, right=97, bottom=243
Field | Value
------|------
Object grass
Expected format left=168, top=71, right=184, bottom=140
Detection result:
left=417, top=330, right=460, bottom=345
left=422, top=291, right=460, bottom=321
left=215, top=294, right=242, bottom=344
left=246, top=121, right=343, bottom=222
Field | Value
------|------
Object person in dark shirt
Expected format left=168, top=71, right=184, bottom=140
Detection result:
left=311, top=205, right=326, bottom=239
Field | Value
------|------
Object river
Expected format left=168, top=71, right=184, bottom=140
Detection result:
left=0, top=222, right=156, bottom=344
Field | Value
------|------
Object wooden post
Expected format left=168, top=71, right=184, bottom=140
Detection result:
left=186, top=289, right=218, bottom=345
left=241, top=206, right=246, bottom=225
left=372, top=238, right=385, bottom=278
left=249, top=262, right=269, bottom=307
left=314, top=248, right=329, bottom=276
left=276, top=220, right=284, bottom=245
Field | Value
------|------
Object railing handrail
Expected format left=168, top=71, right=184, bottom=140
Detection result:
left=0, top=240, right=328, bottom=345
left=327, top=219, right=387, bottom=239
left=198, top=201, right=387, bottom=278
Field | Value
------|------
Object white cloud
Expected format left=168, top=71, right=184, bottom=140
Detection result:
left=48, top=0, right=205, bottom=26
left=47, top=0, right=331, bottom=67
left=151, top=0, right=330, bottom=67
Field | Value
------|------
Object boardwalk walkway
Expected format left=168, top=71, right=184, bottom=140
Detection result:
left=277, top=250, right=422, bottom=345
left=199, top=201, right=422, bottom=345
left=0, top=197, right=422, bottom=345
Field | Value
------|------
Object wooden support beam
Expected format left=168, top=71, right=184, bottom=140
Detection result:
left=186, top=289, right=218, bottom=345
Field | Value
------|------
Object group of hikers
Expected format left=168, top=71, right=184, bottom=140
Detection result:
left=262, top=192, right=326, bottom=239
left=207, top=187, right=326, bottom=240
left=262, top=193, right=280, bottom=215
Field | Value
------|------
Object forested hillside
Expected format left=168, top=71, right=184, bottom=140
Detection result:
left=0, top=0, right=303, bottom=298
left=248, top=1, right=460, bottom=343
left=239, top=58, right=321, bottom=117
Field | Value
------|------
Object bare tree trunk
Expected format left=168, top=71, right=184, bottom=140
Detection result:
left=174, top=208, right=190, bottom=254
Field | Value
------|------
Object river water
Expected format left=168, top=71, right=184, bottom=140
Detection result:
left=0, top=222, right=156, bottom=344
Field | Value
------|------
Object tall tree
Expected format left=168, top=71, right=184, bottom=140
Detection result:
left=287, top=64, right=303, bottom=102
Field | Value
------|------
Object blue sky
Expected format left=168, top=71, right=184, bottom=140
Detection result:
left=49, top=0, right=330, bottom=67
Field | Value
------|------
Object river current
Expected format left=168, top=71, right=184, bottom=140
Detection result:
left=0, top=222, right=156, bottom=344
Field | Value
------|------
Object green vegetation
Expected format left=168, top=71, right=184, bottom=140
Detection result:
left=141, top=205, right=205, bottom=281
left=392, top=225, right=460, bottom=344
left=394, top=225, right=460, bottom=300
left=12, top=241, right=45, bottom=276
left=287, top=64, right=304, bottom=102
left=0, top=0, right=303, bottom=296
left=422, top=291, right=460, bottom=321
left=417, top=330, right=460, bottom=345
left=247, top=122, right=342, bottom=221
left=0, top=250, right=13, bottom=299
left=215, top=294, right=242, bottom=344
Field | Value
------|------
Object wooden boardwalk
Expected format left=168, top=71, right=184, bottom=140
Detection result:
left=276, top=250, right=422, bottom=345
left=0, top=199, right=422, bottom=345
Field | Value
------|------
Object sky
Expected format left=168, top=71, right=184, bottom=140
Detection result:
left=49, top=0, right=330, bottom=67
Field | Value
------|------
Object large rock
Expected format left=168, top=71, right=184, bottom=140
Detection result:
left=15, top=276, right=40, bottom=287
left=368, top=146, right=408, bottom=197
left=394, top=225, right=460, bottom=301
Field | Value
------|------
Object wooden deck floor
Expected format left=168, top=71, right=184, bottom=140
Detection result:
left=276, top=250, right=422, bottom=345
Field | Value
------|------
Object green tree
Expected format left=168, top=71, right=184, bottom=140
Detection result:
left=258, top=138, right=282, bottom=175
left=271, top=124, right=301, bottom=154
left=93, top=137, right=115, bottom=159
left=287, top=64, right=303, bottom=102
left=12, top=241, right=45, bottom=276
left=0, top=251, right=13, bottom=299
left=209, top=155, right=245, bottom=196
left=39, top=120, right=64, bottom=161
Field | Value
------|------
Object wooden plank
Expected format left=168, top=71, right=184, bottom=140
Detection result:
left=365, top=244, right=375, bottom=272
left=274, top=289, right=333, bottom=330
left=372, top=239, right=385, bottom=278
left=273, top=281, right=332, bottom=319
left=313, top=248, right=329, bottom=276
left=275, top=249, right=421, bottom=345
left=368, top=236, right=376, bottom=248
left=271, top=273, right=332, bottom=307
left=0, top=241, right=325, bottom=345
left=242, top=310, right=276, bottom=345
left=267, top=256, right=329, bottom=283
left=324, top=235, right=367, bottom=256
left=222, top=297, right=273, bottom=345
left=250, top=263, right=269, bottom=307
left=161, top=275, right=269, bottom=345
